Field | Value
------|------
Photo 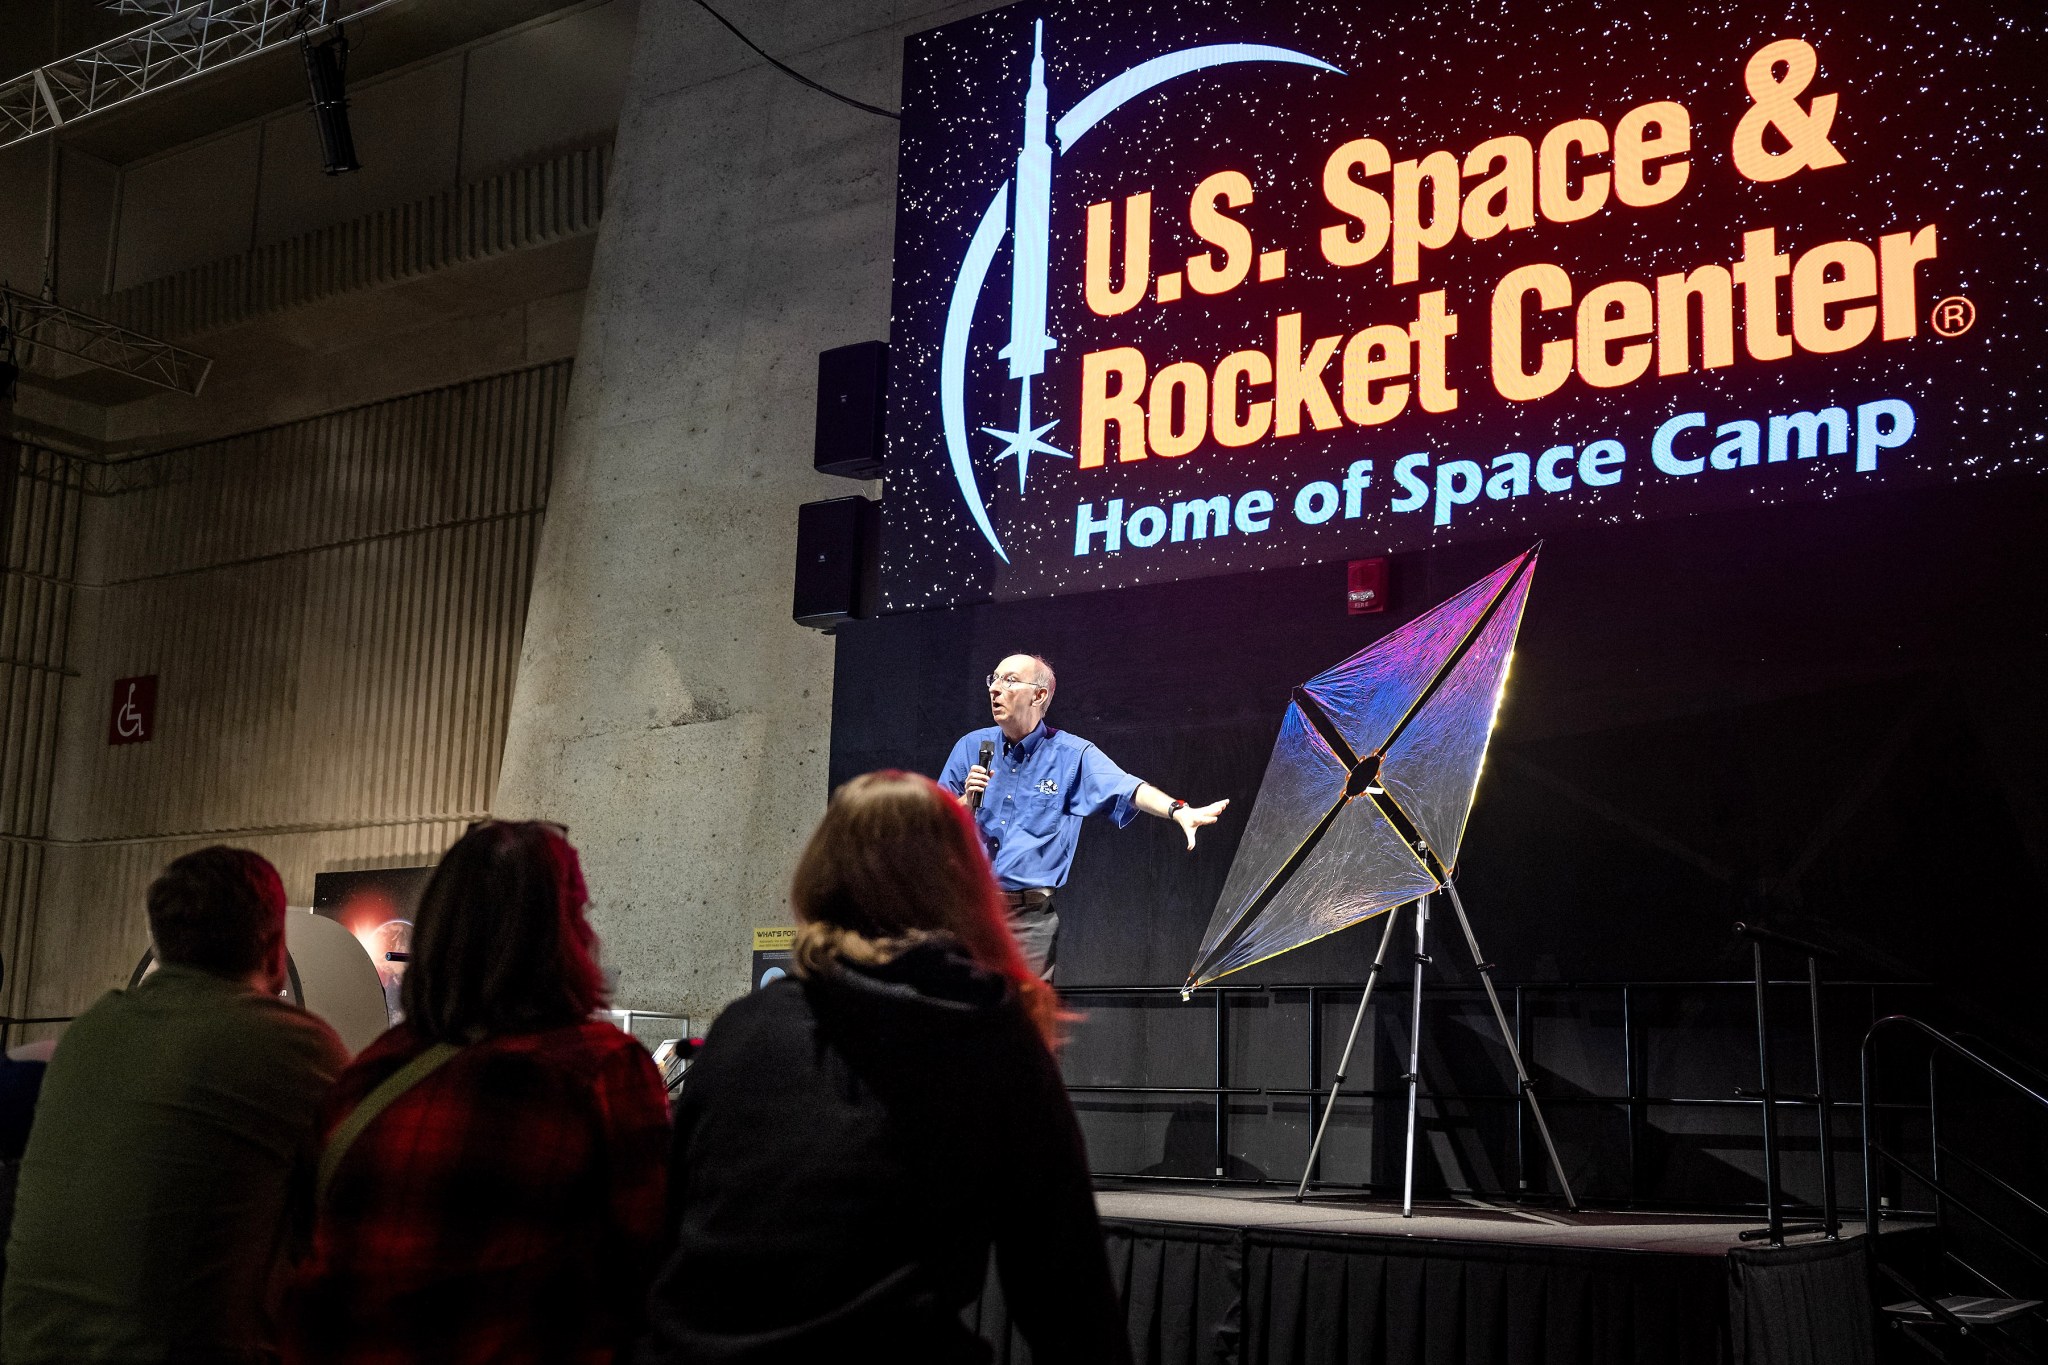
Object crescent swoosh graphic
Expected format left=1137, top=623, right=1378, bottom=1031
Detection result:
left=942, top=183, right=1014, bottom=564
left=938, top=41, right=1342, bottom=563
left=1054, top=44, right=1345, bottom=151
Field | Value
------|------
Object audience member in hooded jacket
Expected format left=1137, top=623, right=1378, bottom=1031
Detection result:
left=283, top=820, right=669, bottom=1365
left=636, top=770, right=1132, bottom=1365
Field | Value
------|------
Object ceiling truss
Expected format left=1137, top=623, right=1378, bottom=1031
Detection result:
left=3, top=288, right=213, bottom=397
left=0, top=0, right=346, bottom=153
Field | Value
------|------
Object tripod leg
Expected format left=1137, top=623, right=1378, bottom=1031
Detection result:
left=1807, top=955, right=1839, bottom=1238
left=1402, top=893, right=1430, bottom=1218
left=1443, top=883, right=1579, bottom=1211
left=1295, top=905, right=1403, bottom=1201
left=1752, top=940, right=1783, bottom=1246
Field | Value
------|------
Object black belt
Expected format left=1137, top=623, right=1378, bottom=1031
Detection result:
left=1001, top=888, right=1055, bottom=910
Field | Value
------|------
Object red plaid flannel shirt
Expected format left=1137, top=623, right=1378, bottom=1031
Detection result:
left=282, top=1020, right=669, bottom=1365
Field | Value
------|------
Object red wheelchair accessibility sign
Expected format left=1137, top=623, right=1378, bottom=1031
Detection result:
left=108, top=675, right=157, bottom=746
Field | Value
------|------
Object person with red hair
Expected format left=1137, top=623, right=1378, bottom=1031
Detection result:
left=635, top=771, right=1131, bottom=1364
left=284, top=820, right=668, bottom=1365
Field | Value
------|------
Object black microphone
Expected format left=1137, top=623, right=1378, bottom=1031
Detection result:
left=967, top=739, right=995, bottom=810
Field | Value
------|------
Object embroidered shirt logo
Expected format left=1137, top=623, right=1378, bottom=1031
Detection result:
left=1036, top=778, right=1059, bottom=795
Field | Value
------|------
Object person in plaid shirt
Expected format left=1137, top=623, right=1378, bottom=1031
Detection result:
left=283, top=821, right=668, bottom=1365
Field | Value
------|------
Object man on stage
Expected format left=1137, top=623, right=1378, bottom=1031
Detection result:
left=940, top=653, right=1229, bottom=979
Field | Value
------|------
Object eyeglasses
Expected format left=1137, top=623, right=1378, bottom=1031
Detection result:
left=986, top=674, right=1045, bottom=691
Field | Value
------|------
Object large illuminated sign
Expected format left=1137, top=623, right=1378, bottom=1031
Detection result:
left=880, top=0, right=2043, bottom=610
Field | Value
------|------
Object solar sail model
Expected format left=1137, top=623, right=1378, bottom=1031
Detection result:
left=1187, top=547, right=1538, bottom=991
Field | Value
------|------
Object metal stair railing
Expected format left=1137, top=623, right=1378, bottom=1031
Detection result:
left=1862, top=1014, right=2048, bottom=1364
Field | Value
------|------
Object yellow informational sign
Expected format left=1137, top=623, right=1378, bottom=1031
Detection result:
left=752, top=926, right=797, bottom=991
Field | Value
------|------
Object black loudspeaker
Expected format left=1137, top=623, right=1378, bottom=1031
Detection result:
left=302, top=32, right=362, bottom=176
left=792, top=495, right=879, bottom=629
left=813, top=341, right=887, bottom=479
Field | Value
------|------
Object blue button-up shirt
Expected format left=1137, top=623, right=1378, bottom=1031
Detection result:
left=938, top=722, right=1141, bottom=890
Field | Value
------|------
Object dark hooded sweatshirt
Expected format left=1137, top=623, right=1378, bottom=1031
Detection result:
left=635, top=939, right=1130, bottom=1365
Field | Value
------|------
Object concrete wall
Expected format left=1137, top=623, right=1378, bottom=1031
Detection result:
left=495, top=1, right=995, bottom=1020
left=19, top=363, right=568, bottom=1025
left=113, top=128, right=267, bottom=290
left=0, top=2, right=638, bottom=1031
left=0, top=141, right=119, bottom=302
left=2, top=0, right=1012, bottom=1029
left=0, top=0, right=634, bottom=306
left=104, top=0, right=638, bottom=294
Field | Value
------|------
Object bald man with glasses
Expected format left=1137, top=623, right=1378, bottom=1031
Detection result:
left=938, top=653, right=1228, bottom=979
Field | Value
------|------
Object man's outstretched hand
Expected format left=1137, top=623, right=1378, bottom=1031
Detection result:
left=1171, top=799, right=1229, bottom=851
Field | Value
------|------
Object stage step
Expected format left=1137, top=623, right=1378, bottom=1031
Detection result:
left=1882, top=1295, right=2042, bottom=1326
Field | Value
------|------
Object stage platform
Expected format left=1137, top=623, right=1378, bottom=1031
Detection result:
left=974, top=1185, right=1898, bottom=1364
left=1097, top=1186, right=1820, bottom=1255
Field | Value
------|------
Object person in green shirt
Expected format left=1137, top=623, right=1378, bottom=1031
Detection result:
left=3, top=846, right=348, bottom=1365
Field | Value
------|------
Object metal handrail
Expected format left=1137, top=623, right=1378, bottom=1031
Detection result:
left=1067, top=977, right=1914, bottom=993
left=1733, top=921, right=1841, bottom=1245
left=1861, top=1014, right=2048, bottom=1359
left=1934, top=1142, right=2048, bottom=1229
left=1063, top=977, right=1931, bottom=1208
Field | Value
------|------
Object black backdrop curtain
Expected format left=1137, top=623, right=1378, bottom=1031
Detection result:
left=974, top=1219, right=1874, bottom=1365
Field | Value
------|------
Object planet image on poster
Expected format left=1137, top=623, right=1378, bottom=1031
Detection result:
left=360, top=918, right=413, bottom=1014
left=361, top=918, right=413, bottom=983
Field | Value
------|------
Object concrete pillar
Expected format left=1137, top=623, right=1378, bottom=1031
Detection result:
left=496, top=2, right=990, bottom=1021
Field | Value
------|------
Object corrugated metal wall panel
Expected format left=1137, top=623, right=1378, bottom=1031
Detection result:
left=0, top=444, right=86, bottom=1025
left=18, top=362, right=566, bottom=1027
left=93, top=366, right=562, bottom=586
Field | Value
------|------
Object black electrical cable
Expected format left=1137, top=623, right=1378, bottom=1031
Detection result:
left=687, top=0, right=901, bottom=121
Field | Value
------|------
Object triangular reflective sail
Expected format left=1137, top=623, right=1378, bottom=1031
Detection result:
left=1194, top=796, right=1437, bottom=984
left=1198, top=703, right=1349, bottom=961
left=1298, top=556, right=1521, bottom=761
left=1378, top=561, right=1532, bottom=866
left=1187, top=548, right=1538, bottom=990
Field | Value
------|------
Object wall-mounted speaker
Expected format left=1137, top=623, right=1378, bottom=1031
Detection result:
left=792, top=495, right=879, bottom=630
left=813, top=341, right=887, bottom=479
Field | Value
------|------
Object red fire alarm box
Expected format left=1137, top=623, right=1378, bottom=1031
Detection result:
left=1347, top=558, right=1389, bottom=615
left=108, top=675, right=157, bottom=745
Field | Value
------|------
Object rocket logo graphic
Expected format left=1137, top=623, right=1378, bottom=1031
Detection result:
left=939, top=26, right=1342, bottom=563
left=980, top=23, right=1070, bottom=493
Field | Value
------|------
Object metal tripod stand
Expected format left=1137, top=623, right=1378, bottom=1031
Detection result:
left=1293, top=881, right=1578, bottom=1214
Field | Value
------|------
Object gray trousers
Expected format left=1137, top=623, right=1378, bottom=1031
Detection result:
left=1005, top=898, right=1058, bottom=981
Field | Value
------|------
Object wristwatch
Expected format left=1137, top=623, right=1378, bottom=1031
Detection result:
left=1169, top=799, right=1188, bottom=815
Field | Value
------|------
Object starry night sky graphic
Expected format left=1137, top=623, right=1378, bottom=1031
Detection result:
left=879, top=0, right=2045, bottom=612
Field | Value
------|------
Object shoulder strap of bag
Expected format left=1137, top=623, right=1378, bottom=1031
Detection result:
left=316, top=1041, right=461, bottom=1203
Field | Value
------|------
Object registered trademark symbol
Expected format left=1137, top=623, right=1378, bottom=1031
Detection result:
left=1931, top=295, right=1976, bottom=337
